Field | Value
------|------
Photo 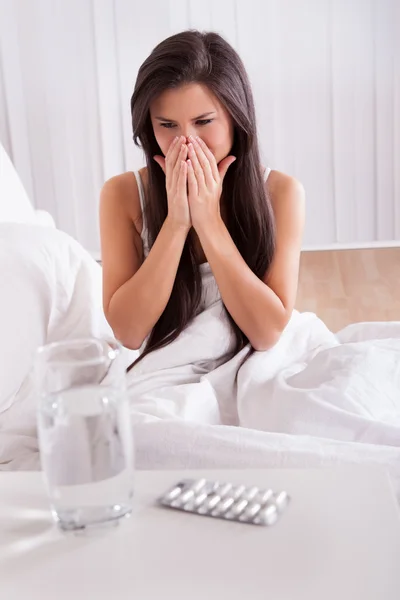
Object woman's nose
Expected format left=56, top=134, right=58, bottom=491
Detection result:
left=182, top=131, right=196, bottom=143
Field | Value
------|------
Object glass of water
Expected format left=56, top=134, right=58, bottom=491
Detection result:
left=35, top=337, right=134, bottom=531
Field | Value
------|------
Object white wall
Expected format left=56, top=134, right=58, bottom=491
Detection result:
left=0, top=0, right=399, bottom=254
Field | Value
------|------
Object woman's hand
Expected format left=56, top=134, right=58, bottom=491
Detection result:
left=185, top=135, right=236, bottom=232
left=153, top=136, right=191, bottom=231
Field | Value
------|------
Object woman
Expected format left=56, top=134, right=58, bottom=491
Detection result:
left=2, top=34, right=398, bottom=472
left=99, top=30, right=305, bottom=368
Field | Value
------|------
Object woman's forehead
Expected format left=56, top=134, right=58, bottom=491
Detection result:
left=150, top=83, right=223, bottom=119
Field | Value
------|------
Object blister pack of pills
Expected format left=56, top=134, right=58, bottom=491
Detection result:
left=158, top=478, right=290, bottom=526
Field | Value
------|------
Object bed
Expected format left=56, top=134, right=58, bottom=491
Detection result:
left=1, top=143, right=400, bottom=499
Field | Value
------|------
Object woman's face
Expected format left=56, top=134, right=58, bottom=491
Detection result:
left=150, top=83, right=234, bottom=165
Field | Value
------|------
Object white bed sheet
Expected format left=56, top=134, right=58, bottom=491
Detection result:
left=0, top=223, right=399, bottom=499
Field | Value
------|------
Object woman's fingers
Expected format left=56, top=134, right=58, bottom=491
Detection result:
left=171, top=144, right=188, bottom=192
left=166, top=136, right=185, bottom=188
left=177, top=159, right=188, bottom=197
left=191, top=136, right=219, bottom=182
left=189, top=136, right=214, bottom=188
left=186, top=159, right=198, bottom=197
left=187, top=141, right=206, bottom=188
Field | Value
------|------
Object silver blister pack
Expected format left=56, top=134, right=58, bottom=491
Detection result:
left=158, top=478, right=290, bottom=526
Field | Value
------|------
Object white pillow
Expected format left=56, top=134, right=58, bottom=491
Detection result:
left=0, top=223, right=136, bottom=469
left=0, top=144, right=55, bottom=226
left=0, top=222, right=113, bottom=415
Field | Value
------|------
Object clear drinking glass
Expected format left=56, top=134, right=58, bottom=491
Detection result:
left=35, top=337, right=134, bottom=531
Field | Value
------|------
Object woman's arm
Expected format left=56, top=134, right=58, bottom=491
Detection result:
left=195, top=171, right=305, bottom=351
left=99, top=174, right=188, bottom=350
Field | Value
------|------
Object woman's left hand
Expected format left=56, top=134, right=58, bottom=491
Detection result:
left=186, top=135, right=236, bottom=231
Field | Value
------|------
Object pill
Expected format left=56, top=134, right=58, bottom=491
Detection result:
left=211, top=496, right=235, bottom=516
left=217, top=483, right=233, bottom=497
left=197, top=493, right=220, bottom=514
left=258, top=489, right=274, bottom=504
left=206, top=494, right=221, bottom=511
left=239, top=502, right=262, bottom=521
left=190, top=479, right=207, bottom=493
left=244, top=486, right=259, bottom=501
left=232, top=498, right=249, bottom=516
left=179, top=489, right=195, bottom=505
left=193, top=491, right=208, bottom=507
left=231, top=485, right=246, bottom=499
left=274, top=491, right=290, bottom=512
left=256, top=504, right=278, bottom=526
left=223, top=498, right=249, bottom=520
left=165, top=485, right=183, bottom=502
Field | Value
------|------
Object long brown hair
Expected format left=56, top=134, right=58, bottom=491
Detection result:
left=128, top=30, right=275, bottom=371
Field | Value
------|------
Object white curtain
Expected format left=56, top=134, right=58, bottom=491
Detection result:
left=1, top=0, right=399, bottom=254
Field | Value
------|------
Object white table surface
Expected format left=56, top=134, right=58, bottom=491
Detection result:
left=0, top=467, right=399, bottom=600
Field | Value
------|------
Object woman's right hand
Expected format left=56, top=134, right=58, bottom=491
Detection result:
left=153, top=136, right=191, bottom=230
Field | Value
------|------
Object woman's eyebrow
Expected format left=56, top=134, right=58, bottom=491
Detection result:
left=154, top=111, right=216, bottom=122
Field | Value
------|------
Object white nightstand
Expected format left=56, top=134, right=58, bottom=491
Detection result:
left=0, top=467, right=399, bottom=599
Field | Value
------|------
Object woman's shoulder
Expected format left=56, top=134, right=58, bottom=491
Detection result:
left=100, top=171, right=144, bottom=234
left=265, top=168, right=305, bottom=199
left=264, top=169, right=305, bottom=237
left=100, top=170, right=141, bottom=201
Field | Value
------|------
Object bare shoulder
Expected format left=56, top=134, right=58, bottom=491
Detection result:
left=265, top=169, right=305, bottom=206
left=265, top=169, right=305, bottom=242
left=265, top=169, right=305, bottom=222
left=99, top=172, right=145, bottom=312
left=100, top=171, right=143, bottom=233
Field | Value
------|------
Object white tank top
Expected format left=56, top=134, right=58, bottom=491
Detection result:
left=133, top=166, right=271, bottom=312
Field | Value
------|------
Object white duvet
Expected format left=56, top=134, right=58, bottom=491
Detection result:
left=1, top=223, right=400, bottom=497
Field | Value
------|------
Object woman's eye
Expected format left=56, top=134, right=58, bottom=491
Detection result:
left=160, top=119, right=213, bottom=129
